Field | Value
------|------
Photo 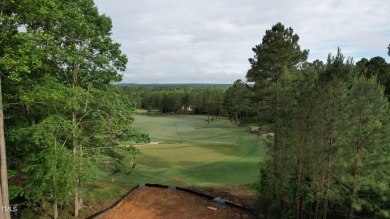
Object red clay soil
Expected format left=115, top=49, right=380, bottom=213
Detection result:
left=96, top=187, right=256, bottom=219
left=199, top=186, right=256, bottom=208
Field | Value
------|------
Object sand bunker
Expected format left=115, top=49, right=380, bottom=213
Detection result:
left=148, top=142, right=161, bottom=145
left=94, top=187, right=255, bottom=219
left=135, top=142, right=162, bottom=147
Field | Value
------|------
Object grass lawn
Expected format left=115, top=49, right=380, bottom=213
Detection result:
left=119, top=113, right=266, bottom=187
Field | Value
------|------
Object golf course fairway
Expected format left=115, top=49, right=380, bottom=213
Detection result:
left=120, top=114, right=266, bottom=187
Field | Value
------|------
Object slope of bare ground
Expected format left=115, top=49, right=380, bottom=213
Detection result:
left=96, top=187, right=256, bottom=219
left=198, top=186, right=256, bottom=208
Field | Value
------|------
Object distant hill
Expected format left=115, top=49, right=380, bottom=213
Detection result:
left=116, top=83, right=233, bottom=88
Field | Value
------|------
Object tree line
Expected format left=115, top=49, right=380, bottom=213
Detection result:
left=222, top=23, right=390, bottom=218
left=123, top=86, right=226, bottom=121
left=124, top=84, right=254, bottom=124
left=1, top=1, right=147, bottom=218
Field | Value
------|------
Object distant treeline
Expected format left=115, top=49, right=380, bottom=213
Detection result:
left=117, top=83, right=232, bottom=88
left=120, top=83, right=257, bottom=124
left=120, top=86, right=226, bottom=121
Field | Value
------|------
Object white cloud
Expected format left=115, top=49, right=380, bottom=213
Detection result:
left=144, top=50, right=195, bottom=63
left=95, top=0, right=390, bottom=83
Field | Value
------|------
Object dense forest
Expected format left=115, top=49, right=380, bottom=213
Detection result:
left=1, top=0, right=390, bottom=218
left=123, top=83, right=252, bottom=124
left=122, top=86, right=226, bottom=119
left=232, top=23, right=390, bottom=218
left=227, top=23, right=390, bottom=218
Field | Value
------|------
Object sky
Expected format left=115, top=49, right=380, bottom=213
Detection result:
left=94, top=0, right=390, bottom=84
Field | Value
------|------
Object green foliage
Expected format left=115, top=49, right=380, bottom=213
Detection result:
left=8, top=170, right=22, bottom=200
left=16, top=116, right=76, bottom=207
left=223, top=80, right=252, bottom=123
left=1, top=1, right=147, bottom=218
left=243, top=23, right=390, bottom=219
left=245, top=23, right=310, bottom=218
left=132, top=86, right=226, bottom=116
left=356, top=56, right=390, bottom=97
left=388, top=43, right=390, bottom=57
left=254, top=49, right=390, bottom=218
left=247, top=22, right=308, bottom=84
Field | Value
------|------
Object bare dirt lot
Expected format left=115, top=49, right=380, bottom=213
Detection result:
left=97, top=187, right=256, bottom=219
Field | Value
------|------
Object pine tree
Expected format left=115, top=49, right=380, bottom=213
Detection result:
left=340, top=76, right=390, bottom=218
left=247, top=22, right=308, bottom=217
left=223, top=80, right=251, bottom=124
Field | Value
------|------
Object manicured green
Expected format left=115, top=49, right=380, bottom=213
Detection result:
left=119, top=114, right=266, bottom=187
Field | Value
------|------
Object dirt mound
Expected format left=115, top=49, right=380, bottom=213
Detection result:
left=95, top=187, right=256, bottom=219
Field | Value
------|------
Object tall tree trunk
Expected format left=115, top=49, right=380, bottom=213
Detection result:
left=0, top=5, right=11, bottom=219
left=348, top=158, right=358, bottom=219
left=24, top=103, right=33, bottom=126
left=53, top=171, right=58, bottom=219
left=296, top=118, right=307, bottom=219
left=0, top=77, right=11, bottom=219
left=78, top=87, right=90, bottom=211
left=349, top=113, right=362, bottom=219
left=73, top=110, right=79, bottom=218
left=78, top=144, right=83, bottom=211
left=322, top=136, right=333, bottom=219
left=315, top=174, right=325, bottom=219
left=72, top=63, right=79, bottom=217
left=273, top=78, right=280, bottom=171
left=54, top=133, right=58, bottom=219
left=0, top=181, right=4, bottom=219
left=54, top=199, right=58, bottom=219
left=296, top=158, right=302, bottom=219
left=323, top=156, right=331, bottom=219
left=323, top=129, right=333, bottom=219
left=323, top=92, right=337, bottom=219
